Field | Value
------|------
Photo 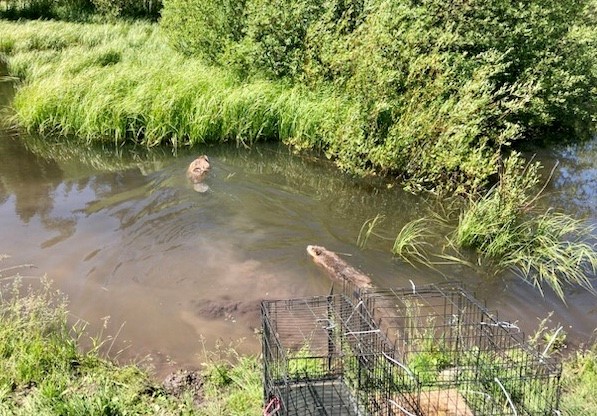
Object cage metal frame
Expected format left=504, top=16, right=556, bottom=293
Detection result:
left=262, top=293, right=398, bottom=415
left=359, top=283, right=562, bottom=416
left=262, top=283, right=562, bottom=416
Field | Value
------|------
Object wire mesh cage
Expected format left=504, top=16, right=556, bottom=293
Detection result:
left=262, top=294, right=396, bottom=415
left=262, top=283, right=562, bottom=416
left=361, top=283, right=562, bottom=416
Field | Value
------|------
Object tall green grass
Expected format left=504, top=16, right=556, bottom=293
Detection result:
left=560, top=342, right=597, bottom=416
left=0, top=20, right=354, bottom=150
left=391, top=218, right=433, bottom=268
left=0, top=0, right=161, bottom=20
left=453, top=153, right=596, bottom=300
left=0, top=277, right=184, bottom=414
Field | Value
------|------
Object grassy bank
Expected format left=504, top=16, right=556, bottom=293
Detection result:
left=0, top=0, right=161, bottom=20
left=0, top=20, right=352, bottom=152
left=0, top=273, right=594, bottom=415
left=0, top=275, right=261, bottom=415
left=160, top=0, right=597, bottom=192
left=3, top=2, right=594, bottom=194
left=560, top=341, right=597, bottom=415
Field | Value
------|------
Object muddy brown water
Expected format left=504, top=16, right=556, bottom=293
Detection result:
left=0, top=81, right=595, bottom=378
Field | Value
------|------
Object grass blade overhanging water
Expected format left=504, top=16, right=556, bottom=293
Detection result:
left=451, top=153, right=597, bottom=301
left=392, top=217, right=434, bottom=268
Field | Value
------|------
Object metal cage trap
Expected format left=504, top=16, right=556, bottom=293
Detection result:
left=261, top=283, right=562, bottom=415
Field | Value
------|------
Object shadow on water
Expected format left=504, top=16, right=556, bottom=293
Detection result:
left=0, top=78, right=595, bottom=376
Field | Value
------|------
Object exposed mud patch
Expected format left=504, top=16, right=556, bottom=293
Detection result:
left=162, top=369, right=203, bottom=405
left=193, top=299, right=261, bottom=321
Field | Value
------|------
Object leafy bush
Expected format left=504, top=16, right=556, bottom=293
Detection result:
left=161, top=0, right=597, bottom=192
left=161, top=0, right=247, bottom=62
left=240, top=0, right=325, bottom=78
left=0, top=0, right=161, bottom=20
left=0, top=0, right=94, bottom=19
left=91, top=0, right=162, bottom=19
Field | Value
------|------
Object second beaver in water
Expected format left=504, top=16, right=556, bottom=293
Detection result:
left=187, top=155, right=210, bottom=192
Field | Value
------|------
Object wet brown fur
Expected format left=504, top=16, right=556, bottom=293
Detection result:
left=306, top=245, right=372, bottom=289
left=186, top=155, right=210, bottom=183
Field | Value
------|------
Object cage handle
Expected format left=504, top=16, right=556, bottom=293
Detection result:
left=263, top=396, right=280, bottom=416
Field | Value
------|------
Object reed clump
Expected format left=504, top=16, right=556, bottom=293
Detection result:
left=391, top=218, right=434, bottom=268
left=453, top=153, right=596, bottom=300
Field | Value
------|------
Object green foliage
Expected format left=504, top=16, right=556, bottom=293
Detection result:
left=240, top=0, right=324, bottom=78
left=392, top=218, right=433, bottom=267
left=408, top=350, right=451, bottom=385
left=0, top=0, right=161, bottom=20
left=286, top=345, right=324, bottom=378
left=454, top=152, right=597, bottom=300
left=90, top=0, right=162, bottom=19
left=357, top=214, right=386, bottom=249
left=0, top=278, right=184, bottom=414
left=160, top=0, right=245, bottom=62
left=161, top=0, right=596, bottom=193
left=0, top=262, right=263, bottom=415
left=455, top=153, right=543, bottom=252
left=0, top=20, right=353, bottom=149
left=199, top=341, right=262, bottom=415
left=561, top=343, right=597, bottom=416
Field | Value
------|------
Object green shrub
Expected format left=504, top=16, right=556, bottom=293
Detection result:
left=91, top=0, right=162, bottom=19
left=240, top=0, right=325, bottom=78
left=161, top=0, right=246, bottom=62
left=0, top=0, right=161, bottom=20
left=0, top=0, right=94, bottom=20
left=160, top=0, right=596, bottom=192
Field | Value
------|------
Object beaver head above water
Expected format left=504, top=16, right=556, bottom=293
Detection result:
left=187, top=155, right=210, bottom=183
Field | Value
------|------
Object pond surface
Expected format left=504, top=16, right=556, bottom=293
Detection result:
left=0, top=81, right=595, bottom=378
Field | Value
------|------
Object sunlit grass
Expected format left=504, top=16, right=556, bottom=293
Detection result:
left=452, top=154, right=596, bottom=301
left=560, top=342, right=597, bottom=416
left=0, top=19, right=353, bottom=151
left=392, top=218, right=434, bottom=267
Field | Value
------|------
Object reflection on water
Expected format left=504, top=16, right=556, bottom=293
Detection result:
left=1, top=93, right=596, bottom=377
left=539, top=139, right=597, bottom=219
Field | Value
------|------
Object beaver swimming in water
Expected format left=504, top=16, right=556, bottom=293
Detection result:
left=187, top=155, right=210, bottom=192
left=306, top=245, right=373, bottom=289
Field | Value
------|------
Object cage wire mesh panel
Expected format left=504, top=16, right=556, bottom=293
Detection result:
left=361, top=283, right=562, bottom=416
left=262, top=294, right=395, bottom=415
left=262, top=284, right=562, bottom=416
